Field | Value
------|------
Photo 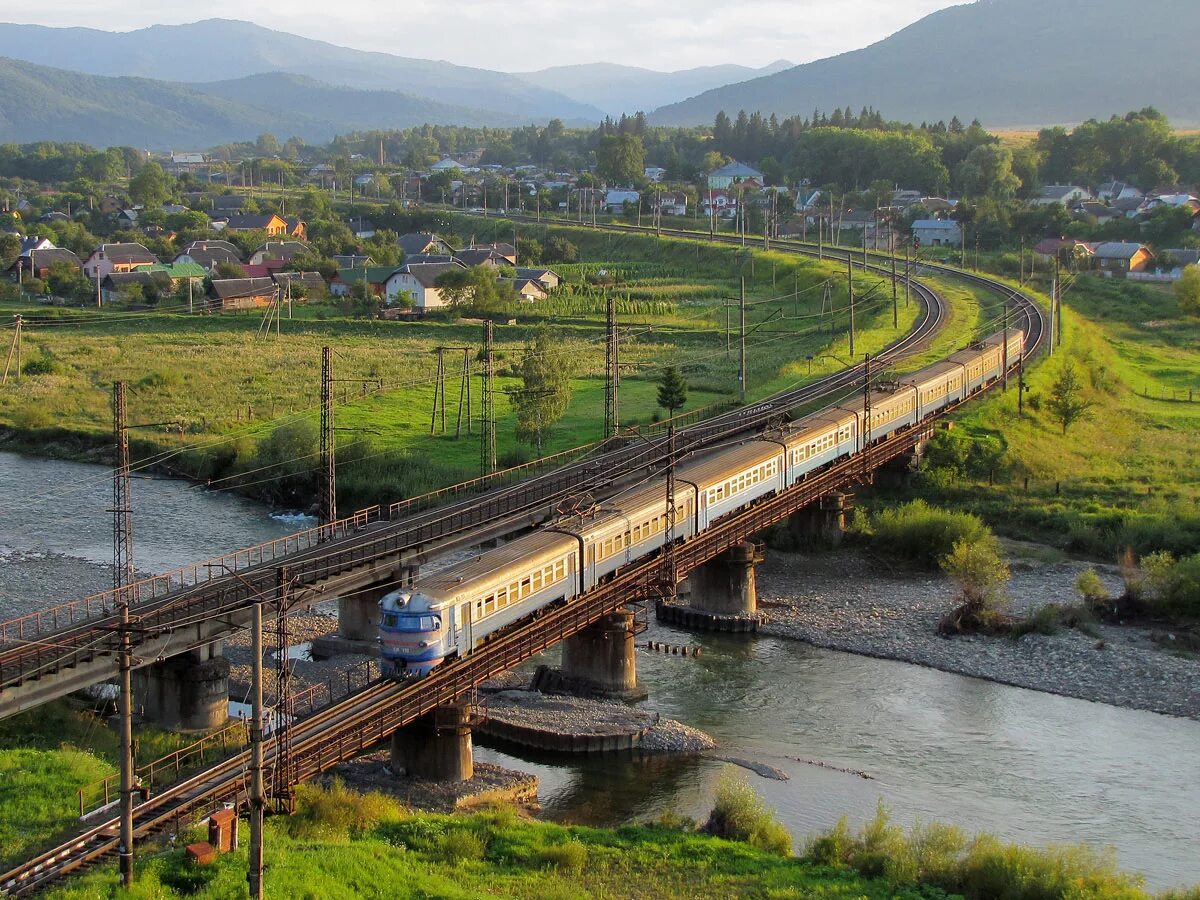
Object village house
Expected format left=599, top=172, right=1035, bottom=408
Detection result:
left=221, top=213, right=289, bottom=236
left=453, top=248, right=507, bottom=268
left=1092, top=241, right=1153, bottom=274
left=911, top=219, right=963, bottom=248
left=644, top=166, right=667, bottom=183
left=604, top=189, right=640, bottom=212
left=174, top=240, right=243, bottom=271
left=651, top=191, right=689, bottom=216
left=707, top=161, right=764, bottom=190
left=6, top=247, right=83, bottom=281
left=398, top=233, right=455, bottom=258
left=272, top=271, right=327, bottom=299
left=701, top=189, right=738, bottom=217
left=515, top=267, right=561, bottom=290
left=131, top=261, right=206, bottom=290
left=348, top=217, right=377, bottom=239
left=1071, top=201, right=1126, bottom=225
left=248, top=241, right=308, bottom=267
left=83, top=243, right=159, bottom=280
left=1033, top=185, right=1091, bottom=206
left=404, top=254, right=457, bottom=266
left=207, top=277, right=279, bottom=311
left=462, top=242, right=517, bottom=264
left=101, top=270, right=169, bottom=303
left=386, top=262, right=463, bottom=310
left=1033, top=237, right=1094, bottom=265
left=330, top=266, right=397, bottom=299
left=332, top=254, right=375, bottom=269
left=501, top=276, right=548, bottom=302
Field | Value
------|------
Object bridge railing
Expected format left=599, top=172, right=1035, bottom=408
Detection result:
left=0, top=506, right=383, bottom=644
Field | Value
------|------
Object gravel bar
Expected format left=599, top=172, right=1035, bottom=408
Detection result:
left=757, top=544, right=1200, bottom=720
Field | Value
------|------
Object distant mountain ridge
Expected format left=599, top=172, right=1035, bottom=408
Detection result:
left=651, top=0, right=1200, bottom=128
left=0, top=58, right=521, bottom=147
left=0, top=19, right=604, bottom=122
left=515, top=60, right=793, bottom=117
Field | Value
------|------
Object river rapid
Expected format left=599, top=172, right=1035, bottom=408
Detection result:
left=2, top=452, right=1196, bottom=890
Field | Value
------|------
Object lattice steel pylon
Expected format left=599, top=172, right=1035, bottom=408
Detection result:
left=319, top=347, right=336, bottom=528
left=111, top=380, right=135, bottom=887
left=480, top=322, right=496, bottom=475
left=604, top=295, right=619, bottom=439
left=662, top=425, right=678, bottom=602
left=272, top=567, right=295, bottom=814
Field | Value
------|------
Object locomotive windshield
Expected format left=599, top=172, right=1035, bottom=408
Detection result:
left=383, top=613, right=440, bottom=632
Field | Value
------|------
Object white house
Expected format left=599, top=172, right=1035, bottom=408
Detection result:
left=386, top=262, right=463, bottom=309
left=707, top=161, right=764, bottom=190
left=1034, top=185, right=1091, bottom=206
left=431, top=158, right=465, bottom=171
left=643, top=166, right=666, bottom=183
left=605, top=189, right=640, bottom=212
left=652, top=191, right=689, bottom=216
left=911, top=219, right=962, bottom=247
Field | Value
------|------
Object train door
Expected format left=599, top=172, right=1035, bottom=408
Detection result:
left=459, top=602, right=473, bottom=652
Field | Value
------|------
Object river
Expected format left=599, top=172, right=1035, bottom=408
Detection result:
left=2, top=452, right=1196, bottom=890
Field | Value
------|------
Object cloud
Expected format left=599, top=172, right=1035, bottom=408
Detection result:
left=10, top=0, right=965, bottom=71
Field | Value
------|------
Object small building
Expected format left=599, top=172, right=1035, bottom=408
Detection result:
left=101, top=270, right=170, bottom=303
left=707, top=161, right=764, bottom=190
left=398, top=233, right=455, bottom=258
left=386, top=262, right=464, bottom=310
left=1033, top=185, right=1091, bottom=207
left=7, top=248, right=83, bottom=281
left=332, top=254, right=375, bottom=269
left=248, top=241, right=308, bottom=267
left=272, top=271, right=328, bottom=299
left=404, top=254, right=457, bottom=266
left=19, top=235, right=56, bottom=254
left=605, top=189, right=640, bottom=212
left=1071, top=201, right=1125, bottom=225
left=911, top=219, right=962, bottom=248
left=431, top=157, right=466, bottom=171
left=501, top=276, right=548, bottom=302
left=1032, top=237, right=1093, bottom=264
left=209, top=195, right=246, bottom=213
left=131, top=261, right=207, bottom=288
left=454, top=248, right=507, bottom=268
left=515, top=267, right=561, bottom=290
left=1092, top=241, right=1153, bottom=274
left=222, top=213, right=289, bottom=236
left=83, top=243, right=159, bottom=280
left=330, top=266, right=397, bottom=299
left=348, top=217, right=377, bottom=239
left=644, top=166, right=666, bottom=183
left=651, top=191, right=689, bottom=216
left=207, top=277, right=279, bottom=311
left=175, top=240, right=243, bottom=271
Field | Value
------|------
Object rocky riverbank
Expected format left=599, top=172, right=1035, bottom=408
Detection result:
left=756, top=543, right=1200, bottom=720
left=320, top=756, right=539, bottom=813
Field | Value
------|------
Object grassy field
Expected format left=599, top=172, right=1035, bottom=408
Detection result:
left=903, top=273, right=1200, bottom=557
left=0, top=223, right=927, bottom=511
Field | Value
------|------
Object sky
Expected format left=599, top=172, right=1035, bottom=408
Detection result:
left=2, top=0, right=968, bottom=72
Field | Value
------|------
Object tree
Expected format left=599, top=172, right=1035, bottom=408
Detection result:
left=129, top=161, right=171, bottom=208
left=513, top=325, right=575, bottom=456
left=543, top=236, right=578, bottom=263
left=596, top=133, right=646, bottom=185
left=1046, top=362, right=1095, bottom=434
left=656, top=366, right=688, bottom=418
left=434, top=266, right=514, bottom=314
left=1174, top=265, right=1200, bottom=316
left=939, top=536, right=1010, bottom=631
left=955, top=144, right=1020, bottom=200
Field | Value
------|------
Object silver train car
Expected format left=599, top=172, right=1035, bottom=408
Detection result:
left=379, top=328, right=1024, bottom=675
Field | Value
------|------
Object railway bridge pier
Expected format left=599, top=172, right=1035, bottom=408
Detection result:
left=133, top=643, right=229, bottom=732
left=661, top=542, right=765, bottom=632
left=389, top=701, right=474, bottom=781
left=787, top=491, right=851, bottom=547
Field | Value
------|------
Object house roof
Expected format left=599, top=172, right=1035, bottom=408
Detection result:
left=515, top=267, right=560, bottom=281
left=272, top=271, right=327, bottom=293
left=209, top=195, right=246, bottom=211
left=103, top=270, right=165, bottom=288
left=710, top=161, right=764, bottom=179
left=1033, top=238, right=1091, bottom=256
left=454, top=249, right=507, bottom=267
left=1093, top=241, right=1149, bottom=259
left=337, top=266, right=399, bottom=286
left=332, top=254, right=375, bottom=268
left=398, top=262, right=465, bottom=288
left=209, top=277, right=278, bottom=300
left=398, top=233, right=449, bottom=256
left=912, top=219, right=960, bottom=230
left=9, top=248, right=81, bottom=272
left=90, top=243, right=158, bottom=265
left=223, top=213, right=284, bottom=230
left=1112, top=197, right=1146, bottom=212
left=20, top=235, right=56, bottom=253
left=133, top=262, right=207, bottom=279
left=1037, top=184, right=1085, bottom=200
left=404, top=254, right=456, bottom=265
left=184, top=239, right=241, bottom=256
left=252, top=241, right=308, bottom=261
left=1163, top=249, right=1200, bottom=267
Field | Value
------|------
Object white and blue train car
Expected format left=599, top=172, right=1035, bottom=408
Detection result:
left=676, top=441, right=786, bottom=531
left=379, top=530, right=580, bottom=676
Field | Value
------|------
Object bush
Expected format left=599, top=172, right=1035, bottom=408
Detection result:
left=539, top=839, right=588, bottom=873
left=938, top=536, right=1011, bottom=634
left=287, top=780, right=404, bottom=841
left=1141, top=552, right=1200, bottom=618
left=871, top=500, right=991, bottom=568
left=20, top=354, right=57, bottom=376
left=706, top=767, right=792, bottom=857
left=441, top=828, right=487, bottom=862
left=1075, top=568, right=1109, bottom=603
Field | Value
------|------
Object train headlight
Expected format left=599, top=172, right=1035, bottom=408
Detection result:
left=418, top=641, right=428, bottom=649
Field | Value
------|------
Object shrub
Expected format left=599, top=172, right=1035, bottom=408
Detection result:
left=871, top=500, right=991, bottom=568
left=1012, top=603, right=1060, bottom=637
left=539, top=839, right=588, bottom=873
left=1075, top=568, right=1109, bottom=603
left=20, top=354, right=57, bottom=376
left=441, top=828, right=487, bottom=862
left=938, top=536, right=1011, bottom=633
left=287, top=780, right=404, bottom=841
left=707, top=767, right=792, bottom=857
left=1141, top=552, right=1200, bottom=618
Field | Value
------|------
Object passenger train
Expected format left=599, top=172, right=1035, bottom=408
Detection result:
left=379, top=329, right=1025, bottom=676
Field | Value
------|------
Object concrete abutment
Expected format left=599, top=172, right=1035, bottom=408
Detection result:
left=389, top=702, right=473, bottom=782
left=133, top=643, right=229, bottom=732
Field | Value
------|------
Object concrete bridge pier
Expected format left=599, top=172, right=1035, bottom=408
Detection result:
left=659, top=542, right=764, bottom=633
left=875, top=445, right=925, bottom=490
left=133, top=643, right=229, bottom=732
left=312, top=567, right=418, bottom=659
left=533, top=609, right=646, bottom=701
left=787, top=491, right=851, bottom=547
left=389, top=702, right=473, bottom=782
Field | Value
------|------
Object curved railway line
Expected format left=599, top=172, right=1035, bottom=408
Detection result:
left=0, top=235, right=945, bottom=700
left=0, top=222, right=1046, bottom=895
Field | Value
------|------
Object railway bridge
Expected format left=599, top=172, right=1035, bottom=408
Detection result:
left=0, top=230, right=1047, bottom=894
left=0, top=239, right=947, bottom=727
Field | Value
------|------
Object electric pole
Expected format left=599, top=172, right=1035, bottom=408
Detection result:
left=481, top=321, right=496, bottom=475
left=890, top=233, right=898, bottom=329
left=2, top=314, right=21, bottom=385
left=248, top=578, right=265, bottom=899
left=847, top=256, right=856, bottom=359
left=1002, top=297, right=1010, bottom=392
left=112, top=381, right=135, bottom=889
left=604, top=295, right=619, bottom=438
left=319, top=347, right=336, bottom=528
left=739, top=276, right=747, bottom=403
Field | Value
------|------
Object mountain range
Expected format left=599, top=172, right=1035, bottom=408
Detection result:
left=651, top=0, right=1200, bottom=128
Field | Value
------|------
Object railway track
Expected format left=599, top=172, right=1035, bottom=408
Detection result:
left=0, top=235, right=946, bottom=705
left=0, top=236, right=1046, bottom=895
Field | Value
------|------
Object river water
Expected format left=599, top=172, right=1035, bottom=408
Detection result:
left=2, top=452, right=1196, bottom=890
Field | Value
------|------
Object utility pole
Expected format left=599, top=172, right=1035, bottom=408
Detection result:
left=739, top=276, right=747, bottom=403
left=1002, top=297, right=1010, bottom=392
left=663, top=425, right=678, bottom=601
left=481, top=322, right=496, bottom=475
left=847, top=256, right=856, bottom=358
left=861, top=352, right=872, bottom=476
left=2, top=314, right=21, bottom=385
left=112, top=381, right=135, bottom=889
left=319, top=347, right=336, bottom=528
left=890, top=233, right=898, bottom=329
left=604, top=295, right=619, bottom=439
left=905, top=240, right=911, bottom=307
left=248, top=578, right=265, bottom=900
left=273, top=567, right=295, bottom=815
left=456, top=348, right=471, bottom=438
left=1017, top=344, right=1025, bottom=418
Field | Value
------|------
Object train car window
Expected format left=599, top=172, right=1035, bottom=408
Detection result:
left=555, top=560, right=566, bottom=578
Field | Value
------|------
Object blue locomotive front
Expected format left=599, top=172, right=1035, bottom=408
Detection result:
left=378, top=589, right=450, bottom=676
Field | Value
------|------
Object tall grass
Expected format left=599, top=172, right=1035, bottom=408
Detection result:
left=706, top=767, right=793, bottom=857
left=860, top=499, right=992, bottom=568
